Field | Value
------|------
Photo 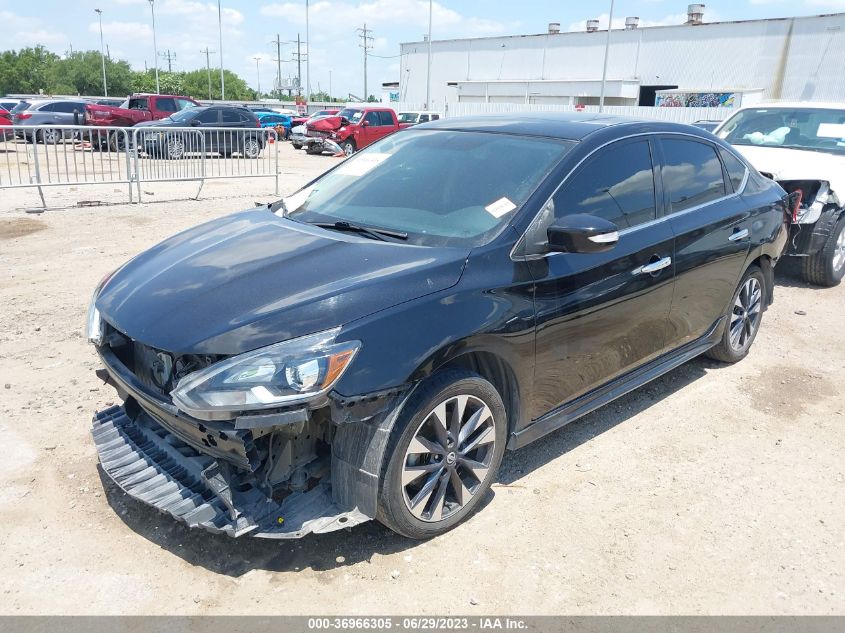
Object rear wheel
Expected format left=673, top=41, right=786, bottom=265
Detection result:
left=242, top=137, right=262, bottom=159
left=377, top=369, right=507, bottom=539
left=705, top=266, right=765, bottom=363
left=165, top=136, right=185, bottom=160
left=801, top=214, right=845, bottom=287
left=39, top=128, right=61, bottom=144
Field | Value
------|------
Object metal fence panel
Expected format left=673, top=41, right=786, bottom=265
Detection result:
left=0, top=124, right=280, bottom=209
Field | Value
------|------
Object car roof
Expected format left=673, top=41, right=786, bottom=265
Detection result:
left=420, top=112, right=704, bottom=141
left=734, top=101, right=845, bottom=111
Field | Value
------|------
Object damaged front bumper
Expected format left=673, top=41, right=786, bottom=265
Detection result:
left=92, top=404, right=370, bottom=538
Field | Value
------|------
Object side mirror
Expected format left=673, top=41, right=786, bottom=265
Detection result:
left=547, top=214, right=619, bottom=254
left=361, top=120, right=370, bottom=127
left=190, top=119, right=201, bottom=127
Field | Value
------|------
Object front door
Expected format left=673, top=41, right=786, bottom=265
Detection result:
left=526, top=138, right=676, bottom=419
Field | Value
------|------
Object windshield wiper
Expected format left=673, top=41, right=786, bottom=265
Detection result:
left=312, top=221, right=408, bottom=241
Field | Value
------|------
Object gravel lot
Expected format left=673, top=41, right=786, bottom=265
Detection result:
left=0, top=143, right=843, bottom=615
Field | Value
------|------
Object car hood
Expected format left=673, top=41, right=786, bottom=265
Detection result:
left=733, top=144, right=845, bottom=197
left=96, top=209, right=469, bottom=355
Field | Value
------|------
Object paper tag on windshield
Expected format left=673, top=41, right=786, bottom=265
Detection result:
left=335, top=152, right=391, bottom=177
left=485, top=197, right=517, bottom=218
left=817, top=123, right=845, bottom=139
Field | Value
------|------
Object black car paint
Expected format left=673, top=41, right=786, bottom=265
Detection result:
left=93, top=114, right=789, bottom=530
left=137, top=106, right=263, bottom=155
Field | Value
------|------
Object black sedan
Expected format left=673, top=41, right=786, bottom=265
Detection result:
left=137, top=105, right=265, bottom=159
left=87, top=114, right=790, bottom=540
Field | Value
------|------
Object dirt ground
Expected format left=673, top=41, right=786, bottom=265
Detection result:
left=0, top=144, right=843, bottom=615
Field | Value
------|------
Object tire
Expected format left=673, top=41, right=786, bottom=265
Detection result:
left=242, top=137, right=262, bottom=159
left=377, top=369, right=507, bottom=539
left=305, top=144, right=323, bottom=155
left=801, top=214, right=845, bottom=287
left=108, top=131, right=127, bottom=152
left=341, top=140, right=356, bottom=156
left=705, top=265, right=765, bottom=363
left=292, top=143, right=302, bottom=150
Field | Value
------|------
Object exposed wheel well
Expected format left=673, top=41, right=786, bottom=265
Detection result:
left=442, top=352, right=520, bottom=434
left=749, top=254, right=775, bottom=307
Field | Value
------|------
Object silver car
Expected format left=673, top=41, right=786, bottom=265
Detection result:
left=12, top=99, right=88, bottom=144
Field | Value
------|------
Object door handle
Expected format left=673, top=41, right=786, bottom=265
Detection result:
left=729, top=228, right=750, bottom=242
left=633, top=256, right=672, bottom=275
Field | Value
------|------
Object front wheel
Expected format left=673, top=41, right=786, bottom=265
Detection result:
left=165, top=136, right=185, bottom=160
left=377, top=369, right=507, bottom=539
left=705, top=266, right=765, bottom=363
left=801, top=215, right=845, bottom=287
left=341, top=140, right=356, bottom=156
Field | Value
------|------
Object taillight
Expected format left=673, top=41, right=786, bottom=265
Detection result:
left=791, top=188, right=804, bottom=223
left=16, top=112, right=32, bottom=120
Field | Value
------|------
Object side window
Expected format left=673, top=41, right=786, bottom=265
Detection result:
left=38, top=103, right=57, bottom=112
left=53, top=102, right=78, bottom=113
left=222, top=109, right=241, bottom=124
left=379, top=111, right=395, bottom=126
left=156, top=98, right=177, bottom=113
left=431, top=114, right=440, bottom=120
left=661, top=138, right=727, bottom=212
left=196, top=109, right=219, bottom=124
left=365, top=111, right=381, bottom=126
left=553, top=140, right=657, bottom=229
left=719, top=147, right=748, bottom=192
left=419, top=114, right=430, bottom=123
left=176, top=98, right=195, bottom=111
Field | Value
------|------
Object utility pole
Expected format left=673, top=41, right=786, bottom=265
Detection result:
left=357, top=23, right=374, bottom=101
left=148, top=0, right=160, bottom=94
left=290, top=34, right=307, bottom=96
left=253, top=56, right=262, bottom=98
left=217, top=0, right=225, bottom=100
left=270, top=33, right=283, bottom=99
left=305, top=0, right=310, bottom=101
left=95, top=9, right=108, bottom=97
left=329, top=69, right=332, bottom=101
left=599, top=0, right=615, bottom=112
left=160, top=49, right=176, bottom=73
left=201, top=47, right=215, bottom=99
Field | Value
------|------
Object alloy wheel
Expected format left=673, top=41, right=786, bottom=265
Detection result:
left=243, top=139, right=261, bottom=158
left=402, top=394, right=497, bottom=523
left=729, top=276, right=762, bottom=352
left=343, top=142, right=355, bottom=156
left=167, top=138, right=185, bottom=159
left=833, top=227, right=845, bottom=272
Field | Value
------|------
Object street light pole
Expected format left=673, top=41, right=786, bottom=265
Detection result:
left=148, top=0, right=160, bottom=94
left=598, top=0, right=615, bottom=113
left=425, top=0, right=432, bottom=110
left=305, top=0, right=311, bottom=102
left=329, top=69, right=332, bottom=100
left=253, top=57, right=261, bottom=98
left=217, top=0, right=225, bottom=100
left=201, top=47, right=215, bottom=99
left=95, top=9, right=108, bottom=97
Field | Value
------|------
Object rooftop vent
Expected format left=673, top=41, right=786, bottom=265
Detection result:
left=548, top=22, right=561, bottom=34
left=687, top=4, right=705, bottom=25
left=625, top=16, right=639, bottom=30
left=586, top=19, right=600, bottom=33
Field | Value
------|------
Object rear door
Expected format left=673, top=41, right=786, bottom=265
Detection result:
left=194, top=108, right=221, bottom=153
left=526, top=137, right=676, bottom=418
left=658, top=135, right=751, bottom=348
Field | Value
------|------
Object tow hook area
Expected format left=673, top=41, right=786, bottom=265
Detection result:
left=92, top=405, right=369, bottom=539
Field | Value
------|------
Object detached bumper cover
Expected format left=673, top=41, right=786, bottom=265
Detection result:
left=92, top=405, right=369, bottom=538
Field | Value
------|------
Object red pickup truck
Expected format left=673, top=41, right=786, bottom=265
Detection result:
left=85, top=93, right=201, bottom=150
left=303, top=106, right=406, bottom=156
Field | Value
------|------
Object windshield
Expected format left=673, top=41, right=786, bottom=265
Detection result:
left=718, top=107, right=845, bottom=154
left=398, top=113, right=419, bottom=123
left=283, top=130, right=574, bottom=247
left=169, top=109, right=198, bottom=123
left=337, top=108, right=364, bottom=124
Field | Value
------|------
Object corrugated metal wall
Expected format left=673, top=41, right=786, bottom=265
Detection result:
left=399, top=13, right=845, bottom=106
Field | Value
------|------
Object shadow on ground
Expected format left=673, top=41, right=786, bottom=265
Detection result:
left=101, top=355, right=717, bottom=577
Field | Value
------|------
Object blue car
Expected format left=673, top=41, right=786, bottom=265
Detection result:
left=256, top=112, right=292, bottom=139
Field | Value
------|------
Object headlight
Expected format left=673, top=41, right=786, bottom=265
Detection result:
left=171, top=327, right=360, bottom=419
left=86, top=270, right=117, bottom=346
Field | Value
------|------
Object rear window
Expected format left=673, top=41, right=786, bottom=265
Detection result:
left=128, top=98, right=149, bottom=110
left=11, top=102, right=31, bottom=113
left=661, top=138, right=727, bottom=212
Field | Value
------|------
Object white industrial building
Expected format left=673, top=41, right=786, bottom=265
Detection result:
left=398, top=6, right=845, bottom=108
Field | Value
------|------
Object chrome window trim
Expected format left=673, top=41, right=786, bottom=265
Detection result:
left=511, top=131, right=749, bottom=261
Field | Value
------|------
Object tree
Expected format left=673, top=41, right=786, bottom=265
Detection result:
left=0, top=46, right=60, bottom=95
left=50, top=51, right=134, bottom=96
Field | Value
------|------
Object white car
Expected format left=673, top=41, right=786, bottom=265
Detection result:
left=715, top=102, right=845, bottom=286
left=398, top=111, right=441, bottom=125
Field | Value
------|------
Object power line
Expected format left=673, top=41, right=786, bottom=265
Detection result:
left=357, top=23, right=374, bottom=100
left=270, top=33, right=283, bottom=99
left=200, top=47, right=215, bottom=99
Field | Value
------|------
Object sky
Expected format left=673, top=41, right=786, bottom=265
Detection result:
left=3, top=0, right=845, bottom=99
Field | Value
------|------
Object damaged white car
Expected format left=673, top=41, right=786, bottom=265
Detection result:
left=716, top=103, right=845, bottom=286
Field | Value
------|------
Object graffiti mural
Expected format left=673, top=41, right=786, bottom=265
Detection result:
left=656, top=92, right=737, bottom=108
